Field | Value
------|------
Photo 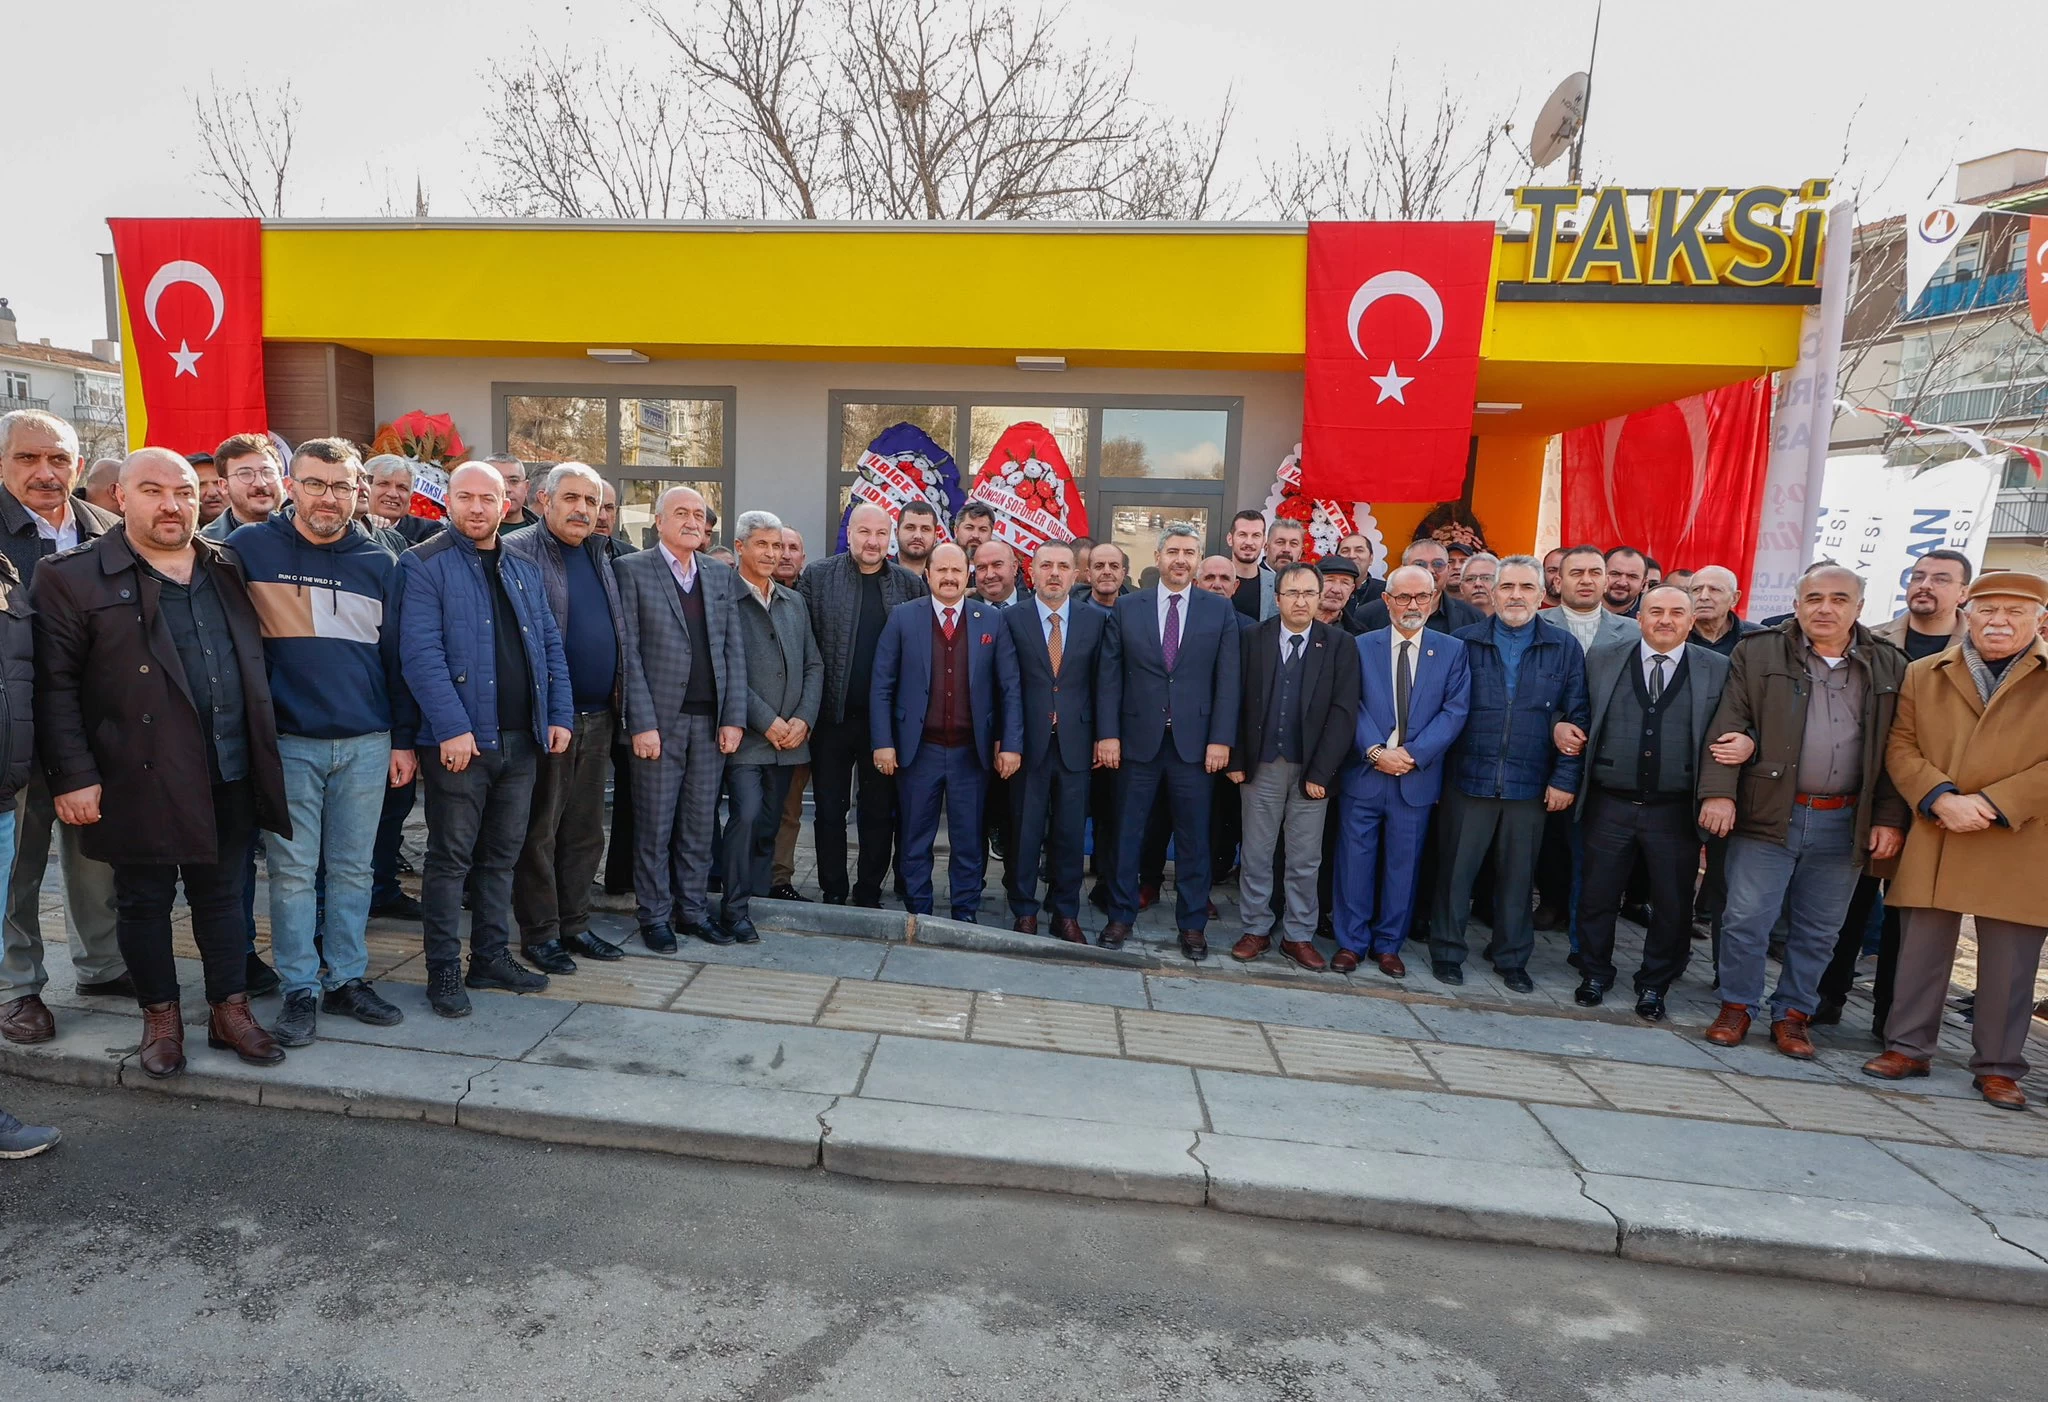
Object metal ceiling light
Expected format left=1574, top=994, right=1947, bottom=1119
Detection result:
left=587, top=348, right=649, bottom=364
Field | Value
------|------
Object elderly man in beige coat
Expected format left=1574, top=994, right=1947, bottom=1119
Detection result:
left=1865, top=570, right=2048, bottom=1110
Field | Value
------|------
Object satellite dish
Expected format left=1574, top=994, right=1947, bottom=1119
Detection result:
left=1528, top=72, right=1589, bottom=170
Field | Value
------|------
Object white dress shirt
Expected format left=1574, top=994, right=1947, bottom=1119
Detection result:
left=657, top=542, right=699, bottom=592
left=930, top=595, right=965, bottom=630
left=1639, top=639, right=1685, bottom=694
left=1276, top=621, right=1312, bottom=669
left=1155, top=583, right=1193, bottom=638
left=33, top=502, right=79, bottom=553
left=1386, top=624, right=1425, bottom=746
left=1035, top=596, right=1069, bottom=646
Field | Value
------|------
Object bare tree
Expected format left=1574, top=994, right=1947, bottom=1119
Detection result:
left=188, top=81, right=300, bottom=218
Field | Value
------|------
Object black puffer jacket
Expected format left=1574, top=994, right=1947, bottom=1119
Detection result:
left=0, top=554, right=33, bottom=807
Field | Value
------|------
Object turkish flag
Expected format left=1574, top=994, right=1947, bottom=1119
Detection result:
left=108, top=218, right=267, bottom=455
left=1560, top=376, right=1774, bottom=580
left=1301, top=221, right=1494, bottom=503
left=2029, top=216, right=2048, bottom=335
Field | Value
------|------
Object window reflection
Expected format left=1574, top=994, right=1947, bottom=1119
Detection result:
left=969, top=406, right=1087, bottom=476
left=841, top=403, right=958, bottom=473
left=620, top=399, right=724, bottom=469
left=1099, top=408, right=1228, bottom=480
left=1108, top=503, right=1211, bottom=562
left=619, top=479, right=727, bottom=549
left=506, top=396, right=607, bottom=465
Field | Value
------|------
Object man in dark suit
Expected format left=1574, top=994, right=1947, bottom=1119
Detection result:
left=1334, top=565, right=1472, bottom=978
left=1097, top=523, right=1242, bottom=961
left=1226, top=563, right=1360, bottom=971
left=614, top=486, right=749, bottom=951
left=1565, top=585, right=1734, bottom=1020
left=872, top=543, right=1022, bottom=923
left=1004, top=539, right=1112, bottom=942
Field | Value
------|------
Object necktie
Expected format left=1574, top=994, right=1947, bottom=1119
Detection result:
left=1395, top=639, right=1413, bottom=744
left=1286, top=633, right=1305, bottom=672
left=943, top=606, right=956, bottom=639
left=1649, top=653, right=1667, bottom=702
left=1047, top=611, right=1063, bottom=675
left=1162, top=592, right=1182, bottom=672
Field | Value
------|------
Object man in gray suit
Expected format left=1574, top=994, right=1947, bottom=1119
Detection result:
left=615, top=486, right=748, bottom=952
left=722, top=510, right=821, bottom=943
left=1540, top=544, right=1636, bottom=652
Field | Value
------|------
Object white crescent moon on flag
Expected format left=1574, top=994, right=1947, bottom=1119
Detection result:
left=143, top=261, right=226, bottom=341
left=1346, top=271, right=1445, bottom=361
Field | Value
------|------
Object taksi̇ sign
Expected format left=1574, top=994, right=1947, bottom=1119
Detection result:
left=1509, top=181, right=1832, bottom=287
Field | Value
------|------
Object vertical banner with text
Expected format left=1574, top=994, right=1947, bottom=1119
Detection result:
left=1812, top=454, right=2000, bottom=626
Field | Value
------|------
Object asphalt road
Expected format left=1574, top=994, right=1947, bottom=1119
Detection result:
left=0, top=1074, right=2038, bottom=1402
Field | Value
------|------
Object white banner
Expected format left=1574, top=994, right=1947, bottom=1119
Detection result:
left=1904, top=203, right=1992, bottom=313
left=1812, top=454, right=2001, bottom=626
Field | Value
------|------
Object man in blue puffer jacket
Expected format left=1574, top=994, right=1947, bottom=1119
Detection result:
left=1428, top=554, right=1588, bottom=992
left=397, top=463, right=572, bottom=1019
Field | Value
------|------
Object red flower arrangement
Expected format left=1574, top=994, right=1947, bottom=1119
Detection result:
left=369, top=411, right=469, bottom=466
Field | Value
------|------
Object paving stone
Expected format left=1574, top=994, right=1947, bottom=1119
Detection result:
left=523, top=1003, right=871, bottom=1095
left=1692, top=1038, right=1859, bottom=1084
left=0, top=1010, right=136, bottom=1088
left=205, top=1040, right=486, bottom=1124
left=1879, top=1140, right=2048, bottom=1218
left=1582, top=1173, right=2048, bottom=1307
left=1531, top=1104, right=1960, bottom=1208
left=535, top=955, right=699, bottom=1011
left=644, top=929, right=888, bottom=980
left=1992, top=1214, right=2048, bottom=1264
left=1196, top=1133, right=1617, bottom=1255
left=1119, top=1009, right=1278, bottom=1074
left=1198, top=1069, right=1567, bottom=1166
left=1415, top=1044, right=1604, bottom=1106
left=1725, top=1075, right=1953, bottom=1142
left=821, top=1100, right=1204, bottom=1205
left=311, top=983, right=578, bottom=1060
left=1567, top=1061, right=1774, bottom=1124
left=969, top=993, right=1120, bottom=1057
left=819, top=981, right=971, bottom=1039
left=1893, top=1096, right=2048, bottom=1157
left=460, top=1061, right=829, bottom=1167
left=360, top=932, right=426, bottom=980
left=753, top=898, right=910, bottom=943
left=878, top=945, right=1149, bottom=1008
left=1409, top=1004, right=1724, bottom=1069
left=669, top=964, right=837, bottom=1023
left=857, top=1035, right=1202, bottom=1129
left=914, top=917, right=1165, bottom=971
left=1263, top=1024, right=1437, bottom=1088
left=1144, top=976, right=1430, bottom=1039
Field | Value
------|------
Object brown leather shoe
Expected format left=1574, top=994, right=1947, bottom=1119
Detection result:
left=1376, top=952, right=1407, bottom=979
left=1704, top=1002, right=1752, bottom=1047
left=137, top=1001, right=186, bottom=1079
left=1231, top=933, right=1271, bottom=962
left=0, top=993, right=56, bottom=1045
left=1862, top=1050, right=1931, bottom=1081
left=1974, top=1075, right=2028, bottom=1111
left=1098, top=921, right=1132, bottom=950
left=1771, top=1010, right=1816, bottom=1060
left=1052, top=917, right=1086, bottom=944
left=1330, top=949, right=1361, bottom=973
left=1178, top=930, right=1209, bottom=962
left=208, top=994, right=285, bottom=1068
left=1278, top=940, right=1328, bottom=972
left=1012, top=914, right=1039, bottom=935
left=1138, top=884, right=1160, bottom=911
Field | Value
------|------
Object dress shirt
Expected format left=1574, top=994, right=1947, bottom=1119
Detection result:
left=1639, top=639, right=1685, bottom=693
left=1155, top=584, right=1193, bottom=635
left=1276, top=621, right=1312, bottom=668
left=1387, top=624, right=1424, bottom=746
left=1035, top=596, right=1069, bottom=645
left=930, top=595, right=965, bottom=630
left=742, top=572, right=775, bottom=608
left=34, top=502, right=79, bottom=553
left=980, top=589, right=1019, bottom=610
left=657, top=541, right=699, bottom=592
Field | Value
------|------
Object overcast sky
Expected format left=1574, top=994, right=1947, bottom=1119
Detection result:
left=11, top=0, right=2045, bottom=350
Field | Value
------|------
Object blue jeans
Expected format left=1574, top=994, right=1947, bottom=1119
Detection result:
left=268, top=732, right=390, bottom=997
left=1717, top=803, right=1862, bottom=1019
left=0, top=810, right=16, bottom=912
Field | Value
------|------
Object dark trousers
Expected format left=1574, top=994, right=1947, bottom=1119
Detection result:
left=1430, top=790, right=1545, bottom=971
left=1332, top=787, right=1431, bottom=956
left=1819, top=873, right=1901, bottom=1034
left=897, top=742, right=989, bottom=921
left=1574, top=791, right=1698, bottom=994
left=1008, top=756, right=1089, bottom=919
left=513, top=710, right=613, bottom=947
left=420, top=732, right=538, bottom=968
left=603, top=741, right=636, bottom=894
left=114, top=780, right=255, bottom=1007
left=812, top=712, right=895, bottom=904
left=1536, top=809, right=1573, bottom=914
left=1211, top=772, right=1241, bottom=880
left=721, top=763, right=794, bottom=925
left=1140, top=792, right=1171, bottom=888
left=371, top=775, right=417, bottom=907
left=1111, top=745, right=1214, bottom=930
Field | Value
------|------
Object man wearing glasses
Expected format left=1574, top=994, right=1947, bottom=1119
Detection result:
left=199, top=433, right=285, bottom=543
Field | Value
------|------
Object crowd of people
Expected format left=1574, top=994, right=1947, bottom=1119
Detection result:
left=1, top=404, right=2044, bottom=1161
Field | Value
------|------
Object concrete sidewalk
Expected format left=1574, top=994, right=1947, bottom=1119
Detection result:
left=8, top=891, right=2048, bottom=1308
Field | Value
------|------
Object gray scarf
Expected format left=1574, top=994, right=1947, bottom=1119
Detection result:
left=1960, top=634, right=2018, bottom=707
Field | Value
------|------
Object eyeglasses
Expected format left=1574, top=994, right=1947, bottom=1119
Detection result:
left=1385, top=592, right=1436, bottom=606
left=294, top=479, right=353, bottom=499
left=229, top=466, right=279, bottom=484
left=1276, top=588, right=1320, bottom=600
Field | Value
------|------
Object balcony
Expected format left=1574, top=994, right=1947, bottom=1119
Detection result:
left=1991, top=489, right=2048, bottom=540
left=1903, top=269, right=2026, bottom=322
left=69, top=402, right=124, bottom=428
left=1890, top=378, right=2048, bottom=427
left=0, top=395, right=50, bottom=413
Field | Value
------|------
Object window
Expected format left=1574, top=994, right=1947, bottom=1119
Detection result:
left=2011, top=229, right=2032, bottom=274
left=1, top=370, right=28, bottom=400
left=1939, top=235, right=1983, bottom=284
left=1099, top=407, right=1229, bottom=480
left=619, top=479, right=727, bottom=551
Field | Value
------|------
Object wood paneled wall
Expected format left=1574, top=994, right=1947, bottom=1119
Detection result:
left=264, top=343, right=375, bottom=451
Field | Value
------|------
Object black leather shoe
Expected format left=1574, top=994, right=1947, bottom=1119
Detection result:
left=1499, top=968, right=1535, bottom=994
left=1432, top=962, right=1464, bottom=986
left=465, top=951, right=550, bottom=994
left=426, top=963, right=471, bottom=1018
left=640, top=922, right=678, bottom=954
left=1178, top=930, right=1209, bottom=962
left=1088, top=884, right=1110, bottom=912
left=1573, top=979, right=1608, bottom=1007
left=1808, top=998, right=1845, bottom=1026
left=722, top=918, right=761, bottom=945
left=521, top=939, right=578, bottom=975
left=75, top=973, right=137, bottom=999
left=766, top=883, right=811, bottom=903
left=243, top=955, right=280, bottom=998
left=562, top=931, right=625, bottom=962
left=370, top=892, right=424, bottom=921
left=684, top=920, right=735, bottom=947
left=322, top=979, right=404, bottom=1027
left=270, top=989, right=319, bottom=1047
left=1098, top=921, right=1132, bottom=950
left=1635, top=988, right=1668, bottom=1023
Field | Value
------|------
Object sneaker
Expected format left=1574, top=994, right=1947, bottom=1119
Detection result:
left=0, top=1108, right=61, bottom=1159
left=465, top=950, right=550, bottom=995
left=270, top=989, right=319, bottom=1048
left=766, top=883, right=811, bottom=903
left=322, top=979, right=404, bottom=1027
left=426, top=963, right=472, bottom=1018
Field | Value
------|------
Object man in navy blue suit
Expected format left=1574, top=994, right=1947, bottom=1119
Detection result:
left=871, top=543, right=1022, bottom=923
left=1097, top=522, right=1243, bottom=961
left=1004, top=540, right=1115, bottom=942
left=1333, top=564, right=1473, bottom=978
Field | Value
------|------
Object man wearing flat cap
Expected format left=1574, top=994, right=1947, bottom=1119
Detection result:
left=1865, top=570, right=2048, bottom=1110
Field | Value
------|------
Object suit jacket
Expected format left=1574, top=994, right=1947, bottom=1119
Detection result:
left=798, top=552, right=928, bottom=724
left=1098, top=586, right=1242, bottom=766
left=614, top=547, right=749, bottom=736
left=0, top=487, right=118, bottom=591
left=1005, top=596, right=1111, bottom=773
left=1539, top=604, right=1637, bottom=653
left=1577, top=638, right=1731, bottom=819
left=732, top=578, right=822, bottom=766
left=1870, top=610, right=1962, bottom=654
left=870, top=598, right=1023, bottom=770
left=1346, top=627, right=1472, bottom=808
left=1229, top=617, right=1361, bottom=790
left=1351, top=591, right=1484, bottom=635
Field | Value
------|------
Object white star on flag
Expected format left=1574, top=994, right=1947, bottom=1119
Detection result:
left=169, top=339, right=204, bottom=378
left=1369, top=362, right=1413, bottom=405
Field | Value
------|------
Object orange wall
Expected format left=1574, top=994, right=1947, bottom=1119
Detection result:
left=1370, top=434, right=1549, bottom=561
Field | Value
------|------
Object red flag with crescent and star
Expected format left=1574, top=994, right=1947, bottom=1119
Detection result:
left=1300, top=221, right=1495, bottom=504
left=108, top=218, right=267, bottom=454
